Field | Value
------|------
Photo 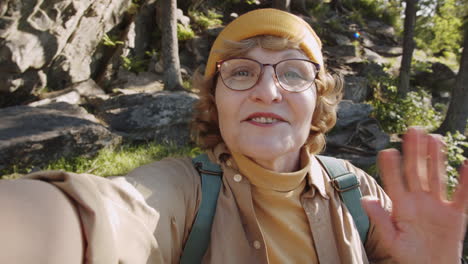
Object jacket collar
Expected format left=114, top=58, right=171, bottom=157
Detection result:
left=210, top=143, right=329, bottom=199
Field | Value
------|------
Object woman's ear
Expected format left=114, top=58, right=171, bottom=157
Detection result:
left=310, top=125, right=320, bottom=132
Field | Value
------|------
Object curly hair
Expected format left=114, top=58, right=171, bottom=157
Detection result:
left=191, top=35, right=343, bottom=154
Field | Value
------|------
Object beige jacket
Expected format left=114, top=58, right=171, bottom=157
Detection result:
left=24, top=144, right=394, bottom=264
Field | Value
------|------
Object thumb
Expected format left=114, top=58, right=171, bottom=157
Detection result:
left=361, top=196, right=396, bottom=248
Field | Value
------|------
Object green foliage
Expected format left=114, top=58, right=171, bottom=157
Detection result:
left=102, top=33, right=124, bottom=47
left=127, top=0, right=142, bottom=14
left=412, top=59, right=432, bottom=74
left=177, top=23, right=195, bottom=41
left=183, top=80, right=193, bottom=90
left=145, top=49, right=157, bottom=58
left=33, top=86, right=50, bottom=96
left=244, top=0, right=260, bottom=4
left=344, top=0, right=402, bottom=32
left=309, top=2, right=333, bottom=20
left=443, top=131, right=468, bottom=196
left=121, top=55, right=148, bottom=73
left=415, top=0, right=465, bottom=57
left=189, top=9, right=223, bottom=30
left=368, top=76, right=442, bottom=134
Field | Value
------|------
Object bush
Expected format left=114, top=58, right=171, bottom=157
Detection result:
left=101, top=33, right=124, bottom=47
left=368, top=76, right=442, bottom=134
left=414, top=0, right=464, bottom=57
left=121, top=55, right=148, bottom=73
left=189, top=9, right=223, bottom=30
left=177, top=23, right=195, bottom=41
left=444, top=131, right=468, bottom=196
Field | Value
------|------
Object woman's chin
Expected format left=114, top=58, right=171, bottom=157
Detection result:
left=236, top=140, right=298, bottom=163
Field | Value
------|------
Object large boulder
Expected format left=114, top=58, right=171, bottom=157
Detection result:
left=413, top=62, right=456, bottom=93
left=107, top=70, right=165, bottom=93
left=324, top=45, right=359, bottom=59
left=29, top=79, right=106, bottom=106
left=365, top=20, right=398, bottom=44
left=343, top=76, right=370, bottom=103
left=325, top=100, right=390, bottom=170
left=335, top=100, right=373, bottom=128
left=90, top=91, right=199, bottom=145
left=0, top=0, right=132, bottom=100
left=0, top=102, right=120, bottom=172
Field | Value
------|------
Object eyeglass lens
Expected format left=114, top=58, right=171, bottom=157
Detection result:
left=219, top=58, right=318, bottom=92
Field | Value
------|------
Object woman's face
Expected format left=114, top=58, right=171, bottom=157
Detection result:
left=215, top=47, right=317, bottom=170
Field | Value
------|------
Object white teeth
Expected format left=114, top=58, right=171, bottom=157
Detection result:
left=251, top=117, right=278, bottom=124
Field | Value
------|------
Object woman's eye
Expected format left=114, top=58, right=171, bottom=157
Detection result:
left=233, top=70, right=250, bottom=77
left=283, top=71, right=303, bottom=79
left=229, top=67, right=255, bottom=78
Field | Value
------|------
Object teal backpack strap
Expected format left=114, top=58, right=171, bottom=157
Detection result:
left=315, top=155, right=370, bottom=243
left=179, top=153, right=223, bottom=264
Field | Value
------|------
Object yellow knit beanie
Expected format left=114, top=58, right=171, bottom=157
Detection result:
left=204, top=8, right=323, bottom=79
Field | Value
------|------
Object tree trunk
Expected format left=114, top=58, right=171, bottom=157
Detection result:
left=272, top=0, right=291, bottom=11
left=161, top=0, right=183, bottom=91
left=436, top=26, right=468, bottom=135
left=331, top=0, right=348, bottom=13
left=398, top=0, right=417, bottom=97
left=291, top=0, right=308, bottom=15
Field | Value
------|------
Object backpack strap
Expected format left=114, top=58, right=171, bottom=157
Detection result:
left=315, top=155, right=370, bottom=243
left=180, top=153, right=223, bottom=264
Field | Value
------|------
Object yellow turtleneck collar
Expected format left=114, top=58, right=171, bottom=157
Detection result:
left=231, top=148, right=311, bottom=192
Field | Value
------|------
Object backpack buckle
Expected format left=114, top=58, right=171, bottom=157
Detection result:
left=194, top=162, right=223, bottom=176
left=330, top=173, right=360, bottom=193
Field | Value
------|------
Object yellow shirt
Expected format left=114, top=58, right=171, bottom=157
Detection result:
left=232, top=149, right=318, bottom=263
left=23, top=143, right=395, bottom=263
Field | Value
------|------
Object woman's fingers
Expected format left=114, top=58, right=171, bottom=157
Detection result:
left=378, top=149, right=405, bottom=200
left=403, top=128, right=429, bottom=192
left=427, top=134, right=447, bottom=200
left=452, top=161, right=468, bottom=211
left=361, top=197, right=396, bottom=249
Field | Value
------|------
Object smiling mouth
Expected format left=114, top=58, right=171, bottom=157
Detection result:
left=249, top=117, right=281, bottom=124
left=245, top=112, right=287, bottom=125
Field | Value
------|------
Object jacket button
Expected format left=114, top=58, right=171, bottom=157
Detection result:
left=226, top=160, right=232, bottom=167
left=253, top=240, right=261, bottom=249
left=233, top=174, right=242, bottom=182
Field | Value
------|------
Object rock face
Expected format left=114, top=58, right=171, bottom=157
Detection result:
left=413, top=62, right=457, bottom=93
left=325, top=100, right=390, bottom=170
left=91, top=91, right=199, bottom=145
left=343, top=76, right=370, bottom=103
left=29, top=79, right=106, bottom=106
left=0, top=102, right=120, bottom=171
left=0, top=0, right=132, bottom=103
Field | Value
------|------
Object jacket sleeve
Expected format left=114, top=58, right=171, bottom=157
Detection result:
left=23, top=157, right=201, bottom=264
left=121, top=157, right=202, bottom=263
left=342, top=161, right=397, bottom=264
left=23, top=170, right=161, bottom=264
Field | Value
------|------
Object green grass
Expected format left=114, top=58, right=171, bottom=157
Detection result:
left=189, top=9, right=223, bottom=30
left=1, top=143, right=202, bottom=179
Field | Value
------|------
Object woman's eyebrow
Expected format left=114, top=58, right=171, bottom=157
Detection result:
left=242, top=52, right=305, bottom=62
left=279, top=50, right=306, bottom=59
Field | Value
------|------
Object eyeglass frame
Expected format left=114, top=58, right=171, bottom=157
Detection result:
left=215, top=57, right=321, bottom=93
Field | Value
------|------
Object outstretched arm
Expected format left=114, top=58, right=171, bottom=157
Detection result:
left=0, top=179, right=84, bottom=264
left=362, top=127, right=468, bottom=264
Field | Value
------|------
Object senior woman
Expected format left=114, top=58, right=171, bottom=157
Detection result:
left=0, top=8, right=467, bottom=264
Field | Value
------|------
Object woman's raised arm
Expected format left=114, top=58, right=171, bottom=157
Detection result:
left=0, top=179, right=84, bottom=264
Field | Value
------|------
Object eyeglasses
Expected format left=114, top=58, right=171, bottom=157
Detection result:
left=216, top=58, right=320, bottom=92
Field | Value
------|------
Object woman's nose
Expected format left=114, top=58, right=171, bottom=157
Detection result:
left=248, top=67, right=283, bottom=104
